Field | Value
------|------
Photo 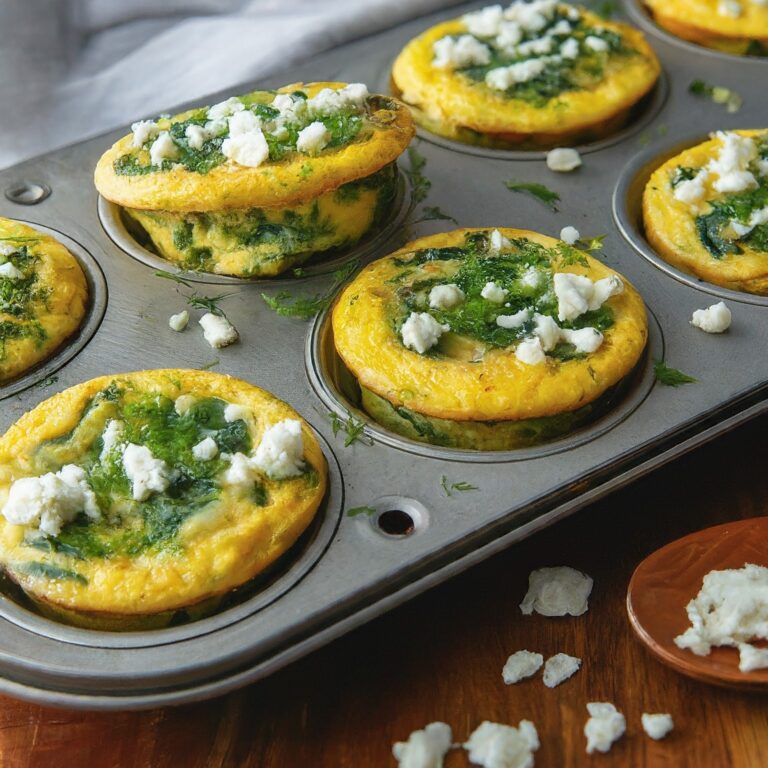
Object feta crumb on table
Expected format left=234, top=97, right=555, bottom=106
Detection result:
left=392, top=722, right=452, bottom=768
left=199, top=312, right=239, bottom=348
left=520, top=566, right=593, bottom=617
left=690, top=302, right=731, bottom=334
left=464, top=720, right=539, bottom=768
left=168, top=310, right=189, bottom=332
left=543, top=653, right=581, bottom=688
left=584, top=702, right=626, bottom=754
left=559, top=226, right=580, bottom=245
left=546, top=147, right=581, bottom=172
left=502, top=650, right=544, bottom=684
left=641, top=713, right=674, bottom=740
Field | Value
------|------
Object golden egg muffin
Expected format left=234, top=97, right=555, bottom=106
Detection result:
left=332, top=228, right=647, bottom=450
left=644, top=0, right=768, bottom=56
left=0, top=370, right=327, bottom=629
left=390, top=1, right=661, bottom=149
left=644, top=129, right=768, bottom=294
left=95, top=82, right=414, bottom=277
left=0, top=218, right=88, bottom=384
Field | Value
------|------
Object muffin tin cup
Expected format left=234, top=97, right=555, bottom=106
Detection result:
left=0, top=0, right=768, bottom=708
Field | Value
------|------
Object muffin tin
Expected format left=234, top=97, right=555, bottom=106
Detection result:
left=0, top=0, right=767, bottom=709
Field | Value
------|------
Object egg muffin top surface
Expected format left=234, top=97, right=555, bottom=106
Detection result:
left=0, top=218, right=88, bottom=384
left=0, top=370, right=327, bottom=618
left=391, top=1, right=660, bottom=140
left=332, top=228, right=648, bottom=423
left=95, top=82, right=414, bottom=213
left=644, top=130, right=768, bottom=294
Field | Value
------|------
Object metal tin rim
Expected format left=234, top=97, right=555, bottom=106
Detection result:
left=96, top=171, right=410, bottom=286
left=0, top=221, right=108, bottom=400
left=612, top=135, right=768, bottom=307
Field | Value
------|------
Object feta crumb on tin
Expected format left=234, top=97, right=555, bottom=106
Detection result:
left=546, top=147, right=581, bottom=172
left=253, top=419, right=305, bottom=479
left=641, top=713, right=674, bottom=740
left=168, top=310, right=189, bottom=332
left=149, top=131, right=178, bottom=166
left=515, top=336, right=545, bottom=365
left=296, top=121, right=331, bottom=155
left=560, top=226, right=580, bottom=245
left=433, top=35, right=491, bottom=69
left=392, top=722, right=453, bottom=768
left=174, top=394, right=197, bottom=415
left=122, top=443, right=170, bottom=502
left=401, top=312, right=449, bottom=354
left=585, top=703, right=626, bottom=754
left=464, top=720, right=540, bottom=768
left=224, top=403, right=249, bottom=422
left=481, top=281, right=508, bottom=303
left=429, top=283, right=465, bottom=310
left=502, top=650, right=544, bottom=684
left=99, top=419, right=125, bottom=461
left=192, top=437, right=218, bottom=461
left=496, top=308, right=530, bottom=329
left=543, top=653, right=581, bottom=688
left=0, top=262, right=24, bottom=280
left=690, top=302, right=731, bottom=333
left=131, top=119, right=158, bottom=148
left=199, top=312, right=239, bottom=348
left=221, top=129, right=269, bottom=168
left=1, top=465, right=100, bottom=537
left=520, top=566, right=594, bottom=617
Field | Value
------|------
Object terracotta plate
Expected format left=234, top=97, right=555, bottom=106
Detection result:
left=627, top=517, right=768, bottom=691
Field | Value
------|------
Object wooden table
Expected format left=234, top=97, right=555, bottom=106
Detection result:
left=2, top=415, right=767, bottom=767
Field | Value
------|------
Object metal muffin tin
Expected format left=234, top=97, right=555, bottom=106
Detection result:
left=0, top=0, right=767, bottom=709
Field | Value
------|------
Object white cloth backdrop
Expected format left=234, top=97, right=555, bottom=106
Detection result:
left=0, top=0, right=460, bottom=169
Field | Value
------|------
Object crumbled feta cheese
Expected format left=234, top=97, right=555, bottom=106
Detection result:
left=306, top=83, right=369, bottom=115
left=738, top=642, right=768, bottom=672
left=1, top=465, right=100, bottom=537
left=674, top=564, right=768, bottom=660
left=519, top=267, right=542, bottom=289
left=502, top=650, right=544, bottom=684
left=149, top=131, right=178, bottom=166
left=517, top=36, right=554, bottom=56
left=553, top=273, right=593, bottom=321
left=560, top=226, right=580, bottom=245
left=0, top=243, right=15, bottom=257
left=496, top=21, right=523, bottom=51
left=224, top=452, right=259, bottom=487
left=191, top=436, right=218, bottom=461
left=392, top=722, right=452, bottom=768
left=168, top=310, right=189, bottom=332
left=131, top=119, right=158, bottom=148
left=709, top=131, right=758, bottom=194
left=585, top=35, right=609, bottom=52
left=433, top=35, right=491, bottom=69
left=489, top=228, right=512, bottom=253
left=224, top=403, right=249, bottom=422
left=481, top=281, right=509, bottom=303
left=641, top=713, right=674, bottom=740
left=184, top=124, right=210, bottom=150
left=122, top=443, right=170, bottom=502
left=463, top=4, right=504, bottom=37
left=560, top=326, right=603, bottom=353
left=690, top=301, right=731, bottom=333
left=546, top=147, right=581, bottom=172
left=496, top=308, right=530, bottom=329
left=271, top=93, right=308, bottom=125
left=548, top=19, right=572, bottom=35
left=515, top=336, right=546, bottom=365
left=756, top=158, right=768, bottom=177
left=401, top=312, right=449, bottom=354
left=674, top=169, right=709, bottom=205
left=253, top=419, right=305, bottom=479
left=221, top=129, right=269, bottom=168
left=730, top=219, right=754, bottom=238
left=99, top=419, right=125, bottom=461
left=228, top=110, right=261, bottom=137
left=532, top=312, right=560, bottom=351
left=464, top=720, right=540, bottom=768
left=585, top=703, right=626, bottom=754
left=559, top=38, right=580, bottom=59
left=590, top=276, right=624, bottom=309
left=504, top=0, right=557, bottom=31
left=715, top=170, right=758, bottom=194
left=296, top=121, right=331, bottom=155
left=520, top=566, right=593, bottom=616
left=199, top=312, right=239, bottom=348
left=207, top=97, right=245, bottom=120
left=486, top=59, right=547, bottom=90
left=0, top=261, right=23, bottom=280
left=204, top=117, right=229, bottom=137
left=543, top=653, right=581, bottom=688
left=429, top=283, right=465, bottom=310
left=175, top=394, right=196, bottom=415
left=718, top=0, right=743, bottom=16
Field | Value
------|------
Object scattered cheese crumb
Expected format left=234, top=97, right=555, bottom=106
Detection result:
left=401, top=312, right=449, bottom=354
left=641, top=713, right=674, bottom=740
left=199, top=312, right=239, bottom=348
left=168, top=310, right=189, bottom=332
left=502, top=651, right=544, bottom=684
left=486, top=59, right=547, bottom=90
left=122, top=444, right=170, bottom=502
left=221, top=129, right=269, bottom=168
left=559, top=226, right=580, bottom=245
left=131, top=119, right=159, bottom=148
left=481, top=281, right=509, bottom=303
left=296, top=121, right=331, bottom=155
left=99, top=419, right=125, bottom=461
left=429, top=284, right=465, bottom=310
left=543, top=653, right=581, bottom=688
left=584, top=35, right=609, bottom=52
left=174, top=394, right=197, bottom=415
left=738, top=642, right=768, bottom=672
left=149, top=131, right=178, bottom=166
left=185, top=124, right=210, bottom=150
left=690, top=302, right=731, bottom=334
left=464, top=720, right=540, bottom=768
left=674, top=169, right=709, bottom=206
left=520, top=566, right=593, bottom=617
left=224, top=403, right=249, bottom=422
left=489, top=228, right=512, bottom=253
left=392, top=722, right=452, bottom=768
left=253, top=419, right=305, bottom=479
left=0, top=262, right=24, bottom=280
left=192, top=437, right=218, bottom=461
left=207, top=97, right=245, bottom=120
left=546, top=147, right=581, bottom=172
left=515, top=336, right=546, bottom=365
left=559, top=326, right=603, bottom=354
left=585, top=703, right=626, bottom=754
left=433, top=34, right=491, bottom=69
left=496, top=308, right=530, bottom=329
left=718, top=0, right=742, bottom=16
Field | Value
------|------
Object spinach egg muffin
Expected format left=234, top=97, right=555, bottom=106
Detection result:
left=332, top=228, right=647, bottom=450
left=390, top=0, right=661, bottom=148
left=95, top=82, right=414, bottom=277
left=644, top=130, right=768, bottom=294
left=0, top=218, right=88, bottom=384
left=0, top=370, right=327, bottom=629
left=644, top=0, right=768, bottom=56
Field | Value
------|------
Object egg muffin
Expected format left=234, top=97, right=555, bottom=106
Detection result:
left=390, top=1, right=661, bottom=149
left=0, top=218, right=88, bottom=384
left=644, top=0, right=768, bottom=56
left=0, top=370, right=327, bottom=629
left=644, top=130, right=768, bottom=294
left=95, top=82, right=414, bottom=277
left=332, top=228, right=647, bottom=450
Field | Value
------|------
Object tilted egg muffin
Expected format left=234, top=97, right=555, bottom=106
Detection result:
left=0, top=218, right=88, bottom=384
left=390, top=1, right=661, bottom=149
left=95, top=82, right=414, bottom=277
left=644, top=0, right=768, bottom=56
left=644, top=130, right=768, bottom=294
left=0, top=370, right=327, bottom=629
left=332, top=229, right=647, bottom=450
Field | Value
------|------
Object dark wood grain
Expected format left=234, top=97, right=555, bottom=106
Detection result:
left=1, top=415, right=768, bottom=768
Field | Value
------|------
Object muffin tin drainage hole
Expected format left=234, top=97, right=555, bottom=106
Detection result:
left=5, top=181, right=51, bottom=205
left=377, top=509, right=415, bottom=537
